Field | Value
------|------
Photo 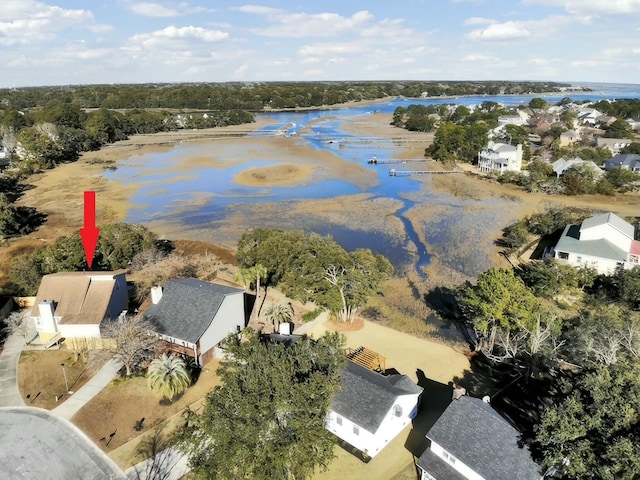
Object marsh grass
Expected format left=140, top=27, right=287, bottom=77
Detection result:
left=363, top=277, right=436, bottom=338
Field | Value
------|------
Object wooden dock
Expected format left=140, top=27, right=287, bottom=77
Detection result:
left=367, top=157, right=426, bottom=165
left=389, top=168, right=462, bottom=176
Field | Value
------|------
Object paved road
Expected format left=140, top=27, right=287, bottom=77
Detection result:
left=0, top=406, right=126, bottom=479
left=52, top=357, right=123, bottom=419
left=0, top=332, right=26, bottom=407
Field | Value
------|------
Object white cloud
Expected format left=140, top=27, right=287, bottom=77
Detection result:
left=130, top=3, right=179, bottom=17
left=0, top=1, right=96, bottom=45
left=467, top=21, right=531, bottom=40
left=129, top=25, right=229, bottom=48
left=462, top=53, right=500, bottom=62
left=524, top=0, right=640, bottom=22
left=298, top=43, right=364, bottom=58
left=235, top=5, right=282, bottom=15
left=240, top=8, right=375, bottom=38
left=464, top=17, right=495, bottom=25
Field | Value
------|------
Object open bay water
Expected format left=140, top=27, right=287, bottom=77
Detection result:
left=104, top=84, right=640, bottom=275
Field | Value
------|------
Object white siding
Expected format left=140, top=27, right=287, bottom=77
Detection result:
left=555, top=250, right=624, bottom=275
left=429, top=440, right=483, bottom=480
left=325, top=411, right=377, bottom=456
left=198, top=292, right=244, bottom=363
left=59, top=323, right=101, bottom=339
left=326, top=393, right=420, bottom=457
left=580, top=223, right=633, bottom=252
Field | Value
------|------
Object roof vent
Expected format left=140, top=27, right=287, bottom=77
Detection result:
left=482, top=395, right=491, bottom=403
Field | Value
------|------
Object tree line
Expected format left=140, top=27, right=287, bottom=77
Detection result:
left=0, top=81, right=575, bottom=111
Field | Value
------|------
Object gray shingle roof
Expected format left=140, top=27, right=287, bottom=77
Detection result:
left=144, top=278, right=244, bottom=344
left=554, top=224, right=627, bottom=261
left=417, top=448, right=467, bottom=480
left=420, top=396, right=540, bottom=480
left=330, top=361, right=422, bottom=434
left=604, top=154, right=640, bottom=170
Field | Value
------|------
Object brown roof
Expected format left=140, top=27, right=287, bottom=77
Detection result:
left=31, top=271, right=127, bottom=325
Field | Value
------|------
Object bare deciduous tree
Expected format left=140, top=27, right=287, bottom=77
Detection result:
left=102, top=314, right=159, bottom=377
left=3, top=311, right=31, bottom=343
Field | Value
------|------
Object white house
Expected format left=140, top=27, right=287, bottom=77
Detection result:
left=577, top=107, right=603, bottom=125
left=325, top=360, right=423, bottom=458
left=551, top=156, right=603, bottom=177
left=30, top=271, right=128, bottom=347
left=549, top=212, right=640, bottom=275
left=416, top=394, right=540, bottom=480
left=144, top=278, right=246, bottom=366
left=477, top=141, right=523, bottom=174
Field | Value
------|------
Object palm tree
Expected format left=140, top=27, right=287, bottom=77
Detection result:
left=263, top=302, right=294, bottom=332
left=147, top=353, right=191, bottom=402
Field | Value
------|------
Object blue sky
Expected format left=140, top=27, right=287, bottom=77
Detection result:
left=1, top=0, right=639, bottom=87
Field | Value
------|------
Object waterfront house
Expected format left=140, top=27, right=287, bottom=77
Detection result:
left=416, top=394, right=540, bottom=480
left=144, top=278, right=246, bottom=366
left=326, top=360, right=423, bottom=459
left=477, top=141, right=523, bottom=174
left=31, top=271, right=128, bottom=347
left=548, top=212, right=640, bottom=275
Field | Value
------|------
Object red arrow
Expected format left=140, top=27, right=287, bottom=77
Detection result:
left=79, top=191, right=100, bottom=269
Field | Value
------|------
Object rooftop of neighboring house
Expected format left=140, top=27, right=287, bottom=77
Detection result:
left=480, top=141, right=519, bottom=154
left=560, top=130, right=580, bottom=138
left=581, top=211, right=635, bottom=238
left=554, top=212, right=638, bottom=261
left=31, top=271, right=127, bottom=325
left=551, top=156, right=603, bottom=176
left=604, top=153, right=640, bottom=169
left=144, top=278, right=244, bottom=344
left=417, top=395, right=540, bottom=480
left=555, top=224, right=628, bottom=261
left=330, top=361, right=423, bottom=434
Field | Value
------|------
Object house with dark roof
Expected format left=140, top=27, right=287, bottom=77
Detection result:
left=325, top=360, right=423, bottom=458
left=30, top=271, right=128, bottom=347
left=416, top=395, right=540, bottom=480
left=548, top=212, right=640, bottom=274
left=604, top=153, right=640, bottom=171
left=144, top=278, right=245, bottom=366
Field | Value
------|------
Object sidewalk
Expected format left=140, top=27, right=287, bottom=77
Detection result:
left=0, top=332, right=26, bottom=407
left=52, top=357, right=123, bottom=420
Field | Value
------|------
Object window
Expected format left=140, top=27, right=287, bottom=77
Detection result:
left=557, top=252, right=569, bottom=260
left=353, top=425, right=359, bottom=436
left=336, top=415, right=342, bottom=426
left=576, top=256, right=582, bottom=264
left=442, top=451, right=457, bottom=466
